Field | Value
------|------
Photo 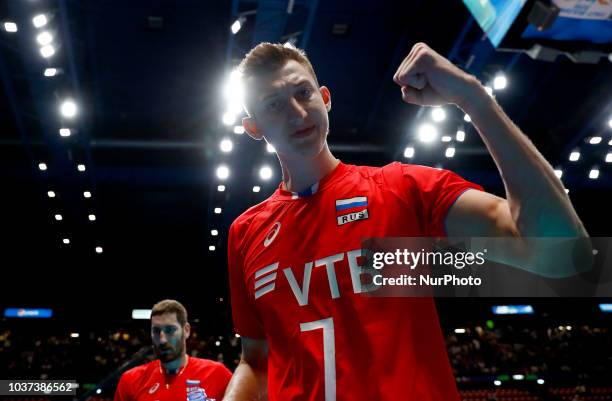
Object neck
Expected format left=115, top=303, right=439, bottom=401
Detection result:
left=279, top=144, right=339, bottom=193
left=162, top=353, right=187, bottom=375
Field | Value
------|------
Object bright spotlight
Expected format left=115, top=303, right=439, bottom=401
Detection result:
left=456, top=130, right=465, bottom=142
left=44, top=68, right=57, bottom=77
left=589, top=167, right=599, bottom=179
left=417, top=123, right=438, bottom=143
left=554, top=169, right=563, bottom=178
left=233, top=125, right=245, bottom=135
left=217, top=185, right=225, bottom=192
left=60, top=99, right=77, bottom=118
left=3, top=22, right=18, bottom=32
left=216, top=165, right=230, bottom=180
left=403, top=146, right=414, bottom=158
left=259, top=166, right=273, bottom=180
left=463, top=114, right=471, bottom=123
left=59, top=128, right=71, bottom=137
left=231, top=17, right=245, bottom=34
left=220, top=138, right=233, bottom=153
left=266, top=143, right=275, bottom=153
left=36, top=31, right=53, bottom=46
left=493, top=74, right=507, bottom=90
left=222, top=111, right=236, bottom=126
left=445, top=147, right=455, bottom=158
left=40, top=45, right=55, bottom=58
left=33, top=14, right=48, bottom=28
left=569, top=151, right=580, bottom=162
left=252, top=186, right=261, bottom=193
left=484, top=86, right=493, bottom=96
left=431, top=107, right=446, bottom=122
left=589, top=136, right=602, bottom=144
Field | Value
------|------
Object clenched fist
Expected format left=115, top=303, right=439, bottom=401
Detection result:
left=393, top=42, right=483, bottom=109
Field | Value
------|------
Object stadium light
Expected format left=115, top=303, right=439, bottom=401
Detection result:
left=441, top=135, right=452, bottom=142
left=59, top=128, right=71, bottom=137
left=589, top=136, right=602, bottom=145
left=40, top=45, right=55, bottom=58
left=484, top=86, right=493, bottom=96
left=83, top=191, right=92, bottom=198
left=266, top=143, right=275, bottom=153
left=606, top=152, right=612, bottom=163
left=209, top=245, right=216, bottom=251
left=431, top=107, right=446, bottom=122
left=60, top=99, right=77, bottom=118
left=589, top=167, right=599, bottom=179
left=217, top=185, right=225, bottom=192
left=220, top=138, right=233, bottom=153
left=554, top=169, right=563, bottom=178
left=54, top=214, right=62, bottom=221
left=3, top=22, right=18, bottom=32
left=454, top=328, right=466, bottom=334
left=493, top=380, right=501, bottom=386
left=259, top=166, right=273, bottom=180
left=211, top=230, right=218, bottom=236
left=456, top=130, right=465, bottom=142
left=231, top=17, right=246, bottom=34
left=417, top=123, right=438, bottom=143
left=95, top=246, right=103, bottom=254
left=33, top=14, right=48, bottom=28
left=132, top=309, right=151, bottom=319
left=214, top=207, right=222, bottom=214
left=47, top=191, right=56, bottom=198
left=445, top=147, right=455, bottom=158
left=252, top=185, right=261, bottom=193
left=569, top=151, right=580, bottom=162
left=88, top=214, right=96, bottom=221
left=233, top=125, right=245, bottom=134
left=493, top=74, right=507, bottom=90
left=77, top=164, right=86, bottom=172
left=216, top=165, right=230, bottom=180
left=403, top=146, right=414, bottom=159
left=44, top=68, right=57, bottom=77
left=463, top=114, right=471, bottom=123
left=62, top=238, right=70, bottom=245
left=36, top=31, right=53, bottom=46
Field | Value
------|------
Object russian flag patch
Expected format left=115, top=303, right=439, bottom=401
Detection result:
left=335, top=196, right=369, bottom=226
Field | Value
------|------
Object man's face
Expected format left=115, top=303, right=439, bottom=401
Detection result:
left=245, top=60, right=331, bottom=158
left=150, top=313, right=189, bottom=363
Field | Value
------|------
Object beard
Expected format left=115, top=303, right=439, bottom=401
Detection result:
left=153, top=335, right=185, bottom=363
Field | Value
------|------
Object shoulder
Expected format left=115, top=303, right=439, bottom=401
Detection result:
left=189, top=357, right=232, bottom=376
left=119, top=360, right=157, bottom=383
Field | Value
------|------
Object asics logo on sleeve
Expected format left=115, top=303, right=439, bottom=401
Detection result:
left=263, top=222, right=281, bottom=247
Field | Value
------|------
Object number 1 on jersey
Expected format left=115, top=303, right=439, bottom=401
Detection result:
left=300, top=317, right=336, bottom=401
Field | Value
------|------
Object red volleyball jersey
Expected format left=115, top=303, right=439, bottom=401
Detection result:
left=228, top=162, right=483, bottom=401
left=113, top=356, right=231, bottom=401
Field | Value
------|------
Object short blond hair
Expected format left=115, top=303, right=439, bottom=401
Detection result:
left=238, top=42, right=320, bottom=114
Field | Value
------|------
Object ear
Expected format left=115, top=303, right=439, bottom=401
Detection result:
left=184, top=322, right=191, bottom=339
left=243, top=117, right=263, bottom=140
left=320, top=86, right=331, bottom=112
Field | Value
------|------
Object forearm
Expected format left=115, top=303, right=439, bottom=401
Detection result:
left=461, top=80, right=587, bottom=237
left=222, top=360, right=267, bottom=401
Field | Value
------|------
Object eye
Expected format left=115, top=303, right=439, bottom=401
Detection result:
left=299, top=88, right=312, bottom=98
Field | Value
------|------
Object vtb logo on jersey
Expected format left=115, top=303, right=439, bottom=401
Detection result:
left=335, top=196, right=369, bottom=226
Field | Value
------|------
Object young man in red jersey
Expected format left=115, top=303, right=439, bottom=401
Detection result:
left=114, top=299, right=231, bottom=401
left=224, top=43, right=588, bottom=401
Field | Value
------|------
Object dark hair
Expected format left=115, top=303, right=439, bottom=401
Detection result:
left=151, top=299, right=188, bottom=326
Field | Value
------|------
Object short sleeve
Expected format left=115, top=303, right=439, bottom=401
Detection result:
left=113, top=372, right=131, bottom=401
left=227, top=221, right=266, bottom=339
left=208, top=362, right=233, bottom=399
left=382, top=162, right=484, bottom=237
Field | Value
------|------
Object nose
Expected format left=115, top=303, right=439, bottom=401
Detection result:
left=158, top=331, right=167, bottom=344
left=287, top=96, right=307, bottom=125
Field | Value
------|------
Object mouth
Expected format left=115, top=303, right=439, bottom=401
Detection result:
left=291, top=125, right=316, bottom=138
